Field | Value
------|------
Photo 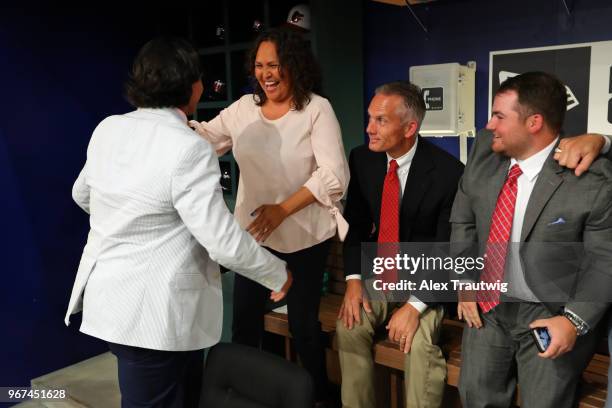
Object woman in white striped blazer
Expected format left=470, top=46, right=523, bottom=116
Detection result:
left=65, top=37, right=291, bottom=408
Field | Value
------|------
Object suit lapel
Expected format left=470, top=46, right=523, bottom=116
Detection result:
left=401, top=138, right=434, bottom=237
left=520, top=156, right=564, bottom=241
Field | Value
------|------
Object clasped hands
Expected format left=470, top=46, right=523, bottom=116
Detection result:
left=338, top=279, right=420, bottom=354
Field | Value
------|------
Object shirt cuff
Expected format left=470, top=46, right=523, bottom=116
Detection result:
left=407, top=295, right=428, bottom=314
left=346, top=274, right=361, bottom=281
left=602, top=135, right=612, bottom=154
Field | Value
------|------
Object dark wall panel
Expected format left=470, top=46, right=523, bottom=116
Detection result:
left=0, top=5, right=155, bottom=388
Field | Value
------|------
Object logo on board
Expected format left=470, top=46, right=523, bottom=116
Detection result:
left=422, top=87, right=444, bottom=111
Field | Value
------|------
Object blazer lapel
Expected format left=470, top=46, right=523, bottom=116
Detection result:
left=520, top=156, right=564, bottom=241
left=401, top=138, right=434, bottom=237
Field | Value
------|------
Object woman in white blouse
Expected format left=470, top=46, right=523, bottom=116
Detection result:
left=191, top=28, right=349, bottom=403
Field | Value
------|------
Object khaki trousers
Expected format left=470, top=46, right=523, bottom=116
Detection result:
left=336, top=302, right=446, bottom=408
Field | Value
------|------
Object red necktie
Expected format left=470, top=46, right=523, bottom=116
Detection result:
left=478, top=164, right=522, bottom=313
left=378, top=159, right=400, bottom=285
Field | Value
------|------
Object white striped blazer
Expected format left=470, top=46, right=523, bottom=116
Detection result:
left=65, top=108, right=286, bottom=351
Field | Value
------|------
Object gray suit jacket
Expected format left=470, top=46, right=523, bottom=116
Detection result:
left=450, top=129, right=612, bottom=327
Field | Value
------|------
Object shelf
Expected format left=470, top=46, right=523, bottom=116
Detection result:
left=192, top=0, right=315, bottom=205
left=219, top=152, right=240, bottom=200
left=192, top=2, right=226, bottom=48
left=228, top=0, right=266, bottom=44
left=231, top=49, right=253, bottom=99
left=199, top=53, right=228, bottom=102
left=198, top=42, right=252, bottom=55
left=198, top=101, right=232, bottom=109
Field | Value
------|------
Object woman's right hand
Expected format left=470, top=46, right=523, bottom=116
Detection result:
left=247, top=204, right=289, bottom=242
left=270, top=268, right=293, bottom=302
left=188, top=120, right=204, bottom=133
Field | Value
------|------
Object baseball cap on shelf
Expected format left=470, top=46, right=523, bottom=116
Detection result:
left=286, top=4, right=310, bottom=31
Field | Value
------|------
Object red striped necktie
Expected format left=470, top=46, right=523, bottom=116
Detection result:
left=478, top=164, right=522, bottom=313
left=378, top=159, right=400, bottom=285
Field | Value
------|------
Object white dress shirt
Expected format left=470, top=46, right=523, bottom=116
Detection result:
left=66, top=108, right=287, bottom=351
left=345, top=138, right=427, bottom=313
left=504, top=138, right=558, bottom=301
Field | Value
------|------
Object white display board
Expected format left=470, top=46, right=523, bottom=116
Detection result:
left=490, top=41, right=612, bottom=136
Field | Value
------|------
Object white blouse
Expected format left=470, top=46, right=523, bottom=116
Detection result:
left=191, top=93, right=349, bottom=253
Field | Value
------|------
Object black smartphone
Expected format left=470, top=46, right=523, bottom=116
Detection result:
left=531, top=327, right=551, bottom=352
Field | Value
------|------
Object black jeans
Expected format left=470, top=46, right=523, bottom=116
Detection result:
left=108, top=342, right=204, bottom=408
left=232, top=239, right=331, bottom=400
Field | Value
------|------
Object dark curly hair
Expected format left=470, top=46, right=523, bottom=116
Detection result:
left=125, top=37, right=201, bottom=109
left=247, top=28, right=322, bottom=111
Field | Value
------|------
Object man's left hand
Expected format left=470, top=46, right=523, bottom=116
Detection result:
left=554, top=134, right=605, bottom=177
left=529, top=316, right=578, bottom=359
left=386, top=303, right=420, bottom=354
left=247, top=204, right=289, bottom=242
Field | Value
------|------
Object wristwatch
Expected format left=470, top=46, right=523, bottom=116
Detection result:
left=562, top=309, right=589, bottom=336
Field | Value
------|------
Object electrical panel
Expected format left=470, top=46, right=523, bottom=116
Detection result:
left=409, top=62, right=476, bottom=138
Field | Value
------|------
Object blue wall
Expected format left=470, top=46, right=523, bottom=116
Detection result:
left=364, top=0, right=612, bottom=156
left=0, top=5, right=160, bottom=388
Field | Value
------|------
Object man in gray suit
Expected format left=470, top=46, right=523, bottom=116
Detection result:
left=553, top=133, right=612, bottom=408
left=450, top=71, right=612, bottom=407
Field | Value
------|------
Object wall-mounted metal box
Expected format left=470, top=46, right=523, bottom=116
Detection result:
left=409, top=62, right=476, bottom=138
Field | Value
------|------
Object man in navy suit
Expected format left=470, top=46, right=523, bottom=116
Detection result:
left=336, top=81, right=464, bottom=408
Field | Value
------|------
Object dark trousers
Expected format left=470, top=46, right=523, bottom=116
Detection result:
left=232, top=239, right=331, bottom=400
left=108, top=342, right=204, bottom=408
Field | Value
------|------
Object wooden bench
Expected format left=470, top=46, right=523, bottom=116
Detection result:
left=264, top=292, right=609, bottom=407
left=263, top=240, right=610, bottom=407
